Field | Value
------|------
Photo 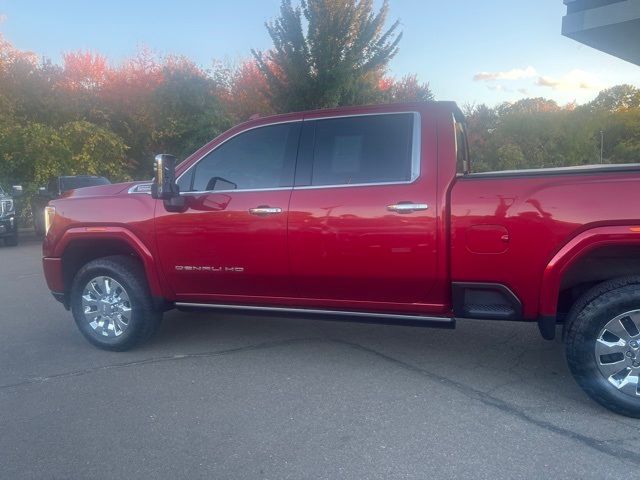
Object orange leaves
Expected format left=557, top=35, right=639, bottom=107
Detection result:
left=218, top=60, right=275, bottom=122
left=61, top=51, right=108, bottom=91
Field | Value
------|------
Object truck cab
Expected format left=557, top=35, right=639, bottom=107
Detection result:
left=41, top=101, right=640, bottom=417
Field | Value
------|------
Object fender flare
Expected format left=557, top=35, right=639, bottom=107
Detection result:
left=53, top=226, right=168, bottom=299
left=539, top=225, right=640, bottom=318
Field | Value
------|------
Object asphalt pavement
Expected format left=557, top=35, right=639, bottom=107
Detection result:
left=2, top=234, right=640, bottom=479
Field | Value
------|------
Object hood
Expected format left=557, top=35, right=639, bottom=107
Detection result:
left=60, top=181, right=150, bottom=199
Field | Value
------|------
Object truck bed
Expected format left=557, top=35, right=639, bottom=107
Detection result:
left=464, top=163, right=640, bottom=179
left=450, top=163, right=640, bottom=319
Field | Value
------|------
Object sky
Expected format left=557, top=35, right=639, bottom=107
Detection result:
left=0, top=0, right=638, bottom=106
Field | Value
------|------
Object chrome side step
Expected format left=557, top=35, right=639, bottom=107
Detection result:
left=175, top=302, right=456, bottom=329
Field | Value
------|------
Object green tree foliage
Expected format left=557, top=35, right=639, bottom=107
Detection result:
left=465, top=86, right=640, bottom=172
left=583, top=84, right=640, bottom=112
left=379, top=74, right=434, bottom=103
left=252, top=0, right=402, bottom=111
left=150, top=57, right=231, bottom=160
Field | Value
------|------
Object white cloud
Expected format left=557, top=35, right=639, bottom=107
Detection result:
left=473, top=66, right=537, bottom=82
left=536, top=69, right=604, bottom=91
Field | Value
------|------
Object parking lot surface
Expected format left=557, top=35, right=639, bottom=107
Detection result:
left=2, top=235, right=640, bottom=479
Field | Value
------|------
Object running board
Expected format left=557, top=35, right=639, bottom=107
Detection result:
left=175, top=302, right=456, bottom=329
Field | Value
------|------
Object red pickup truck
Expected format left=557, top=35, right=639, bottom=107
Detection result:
left=42, top=102, right=640, bottom=416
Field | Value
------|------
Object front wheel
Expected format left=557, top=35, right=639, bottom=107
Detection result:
left=70, top=255, right=161, bottom=351
left=565, top=276, right=640, bottom=417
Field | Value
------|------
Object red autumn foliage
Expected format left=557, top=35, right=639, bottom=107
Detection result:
left=219, top=60, right=275, bottom=122
left=61, top=51, right=109, bottom=91
left=100, top=47, right=164, bottom=109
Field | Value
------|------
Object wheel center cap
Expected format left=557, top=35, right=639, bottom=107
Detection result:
left=99, top=299, right=116, bottom=316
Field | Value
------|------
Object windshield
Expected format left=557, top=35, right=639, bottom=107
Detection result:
left=60, top=176, right=110, bottom=193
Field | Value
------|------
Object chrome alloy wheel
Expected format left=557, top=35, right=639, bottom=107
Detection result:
left=595, top=309, right=640, bottom=397
left=81, top=276, right=132, bottom=337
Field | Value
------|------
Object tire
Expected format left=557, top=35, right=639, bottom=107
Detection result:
left=70, top=255, right=162, bottom=351
left=565, top=276, right=640, bottom=417
left=4, top=234, right=18, bottom=246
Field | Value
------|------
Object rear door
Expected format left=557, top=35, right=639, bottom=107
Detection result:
left=287, top=111, right=439, bottom=309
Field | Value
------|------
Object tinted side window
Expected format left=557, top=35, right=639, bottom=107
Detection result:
left=310, top=114, right=414, bottom=186
left=184, top=122, right=301, bottom=192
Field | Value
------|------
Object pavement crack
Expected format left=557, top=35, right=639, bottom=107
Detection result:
left=5, top=333, right=640, bottom=466
left=332, top=338, right=640, bottom=467
left=0, top=336, right=319, bottom=391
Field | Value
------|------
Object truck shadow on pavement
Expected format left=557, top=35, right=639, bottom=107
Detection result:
left=140, top=309, right=640, bottom=463
left=153, top=309, right=576, bottom=408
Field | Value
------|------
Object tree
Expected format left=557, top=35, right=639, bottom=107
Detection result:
left=61, top=51, right=109, bottom=91
left=214, top=60, right=275, bottom=123
left=379, top=74, right=434, bottom=103
left=150, top=56, right=230, bottom=161
left=252, top=0, right=402, bottom=111
left=585, top=84, right=640, bottom=112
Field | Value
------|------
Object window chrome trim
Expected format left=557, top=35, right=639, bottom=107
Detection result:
left=180, top=186, right=292, bottom=195
left=175, top=111, right=422, bottom=195
left=293, top=179, right=415, bottom=190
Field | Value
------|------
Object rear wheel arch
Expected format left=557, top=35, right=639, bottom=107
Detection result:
left=556, top=244, right=640, bottom=322
left=539, top=226, right=640, bottom=325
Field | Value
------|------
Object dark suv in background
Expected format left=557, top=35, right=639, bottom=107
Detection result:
left=31, top=175, right=110, bottom=235
left=0, top=184, right=23, bottom=246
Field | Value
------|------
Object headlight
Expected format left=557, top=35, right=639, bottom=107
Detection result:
left=44, top=206, right=56, bottom=235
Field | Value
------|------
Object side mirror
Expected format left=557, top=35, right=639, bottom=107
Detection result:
left=151, top=154, right=179, bottom=200
left=11, top=185, right=23, bottom=198
left=151, top=154, right=185, bottom=212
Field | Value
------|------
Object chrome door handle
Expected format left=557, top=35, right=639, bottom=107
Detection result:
left=249, top=206, right=283, bottom=216
left=387, top=202, right=429, bottom=214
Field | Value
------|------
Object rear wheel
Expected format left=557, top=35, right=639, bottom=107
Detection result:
left=565, top=276, right=640, bottom=417
left=70, top=255, right=161, bottom=351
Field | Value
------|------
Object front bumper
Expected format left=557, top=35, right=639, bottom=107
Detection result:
left=43, top=257, right=64, bottom=293
left=43, top=257, right=69, bottom=309
left=0, top=215, right=17, bottom=237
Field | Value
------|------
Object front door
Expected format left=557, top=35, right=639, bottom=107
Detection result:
left=155, top=121, right=301, bottom=301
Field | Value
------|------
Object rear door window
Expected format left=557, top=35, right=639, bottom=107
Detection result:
left=309, top=113, right=415, bottom=187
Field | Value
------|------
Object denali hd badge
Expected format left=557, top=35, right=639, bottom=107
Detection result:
left=175, top=266, right=244, bottom=272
